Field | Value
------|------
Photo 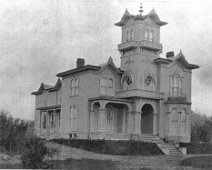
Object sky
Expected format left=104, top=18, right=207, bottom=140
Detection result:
left=0, top=0, right=212, bottom=120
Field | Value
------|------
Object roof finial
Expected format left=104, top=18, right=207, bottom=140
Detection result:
left=139, top=2, right=144, bottom=16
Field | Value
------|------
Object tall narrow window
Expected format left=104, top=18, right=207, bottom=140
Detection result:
left=174, top=77, right=178, bottom=97
left=70, top=79, right=75, bottom=96
left=145, top=30, right=149, bottom=40
left=127, top=31, right=130, bottom=41
left=170, top=76, right=183, bottom=97
left=73, top=106, right=78, bottom=131
left=43, top=114, right=46, bottom=129
left=50, top=112, right=54, bottom=129
left=100, top=78, right=107, bottom=95
left=69, top=106, right=73, bottom=131
left=70, top=78, right=79, bottom=96
left=179, top=79, right=182, bottom=96
left=149, top=30, right=153, bottom=42
left=75, top=78, right=79, bottom=95
left=170, top=77, right=174, bottom=97
left=131, top=30, right=134, bottom=40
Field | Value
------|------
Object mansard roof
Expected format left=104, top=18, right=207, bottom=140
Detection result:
left=170, top=51, right=199, bottom=69
left=31, top=79, right=61, bottom=95
left=56, top=65, right=101, bottom=78
left=115, top=9, right=167, bottom=27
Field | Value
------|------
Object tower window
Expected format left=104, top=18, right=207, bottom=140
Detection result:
left=145, top=29, right=154, bottom=42
left=130, top=30, right=134, bottom=40
left=126, top=30, right=134, bottom=41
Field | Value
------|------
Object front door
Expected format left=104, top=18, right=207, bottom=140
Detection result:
left=140, top=104, right=154, bottom=134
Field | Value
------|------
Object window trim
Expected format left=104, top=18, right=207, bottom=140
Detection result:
left=70, top=77, right=79, bottom=96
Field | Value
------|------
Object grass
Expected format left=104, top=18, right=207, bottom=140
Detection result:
left=181, top=156, right=212, bottom=169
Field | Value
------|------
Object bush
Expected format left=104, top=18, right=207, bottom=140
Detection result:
left=181, top=156, right=212, bottom=169
left=51, top=139, right=163, bottom=155
left=180, top=142, right=212, bottom=154
left=21, top=137, right=54, bottom=169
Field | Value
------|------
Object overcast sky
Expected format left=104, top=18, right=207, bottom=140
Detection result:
left=0, top=0, right=212, bottom=120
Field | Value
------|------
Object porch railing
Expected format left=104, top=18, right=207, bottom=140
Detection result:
left=116, top=89, right=164, bottom=99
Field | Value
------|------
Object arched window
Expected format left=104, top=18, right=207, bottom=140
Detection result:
left=170, top=76, right=183, bottom=97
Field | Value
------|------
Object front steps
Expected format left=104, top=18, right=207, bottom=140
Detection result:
left=134, top=134, right=182, bottom=155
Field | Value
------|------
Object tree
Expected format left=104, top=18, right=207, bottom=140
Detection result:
left=21, top=137, right=54, bottom=169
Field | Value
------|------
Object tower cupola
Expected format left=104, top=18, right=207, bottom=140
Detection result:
left=115, top=4, right=167, bottom=56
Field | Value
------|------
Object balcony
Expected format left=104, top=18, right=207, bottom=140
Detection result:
left=116, top=89, right=164, bottom=100
left=165, top=93, right=191, bottom=104
left=118, top=40, right=138, bottom=51
left=139, top=40, right=162, bottom=52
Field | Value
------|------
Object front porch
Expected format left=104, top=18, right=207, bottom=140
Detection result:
left=89, top=97, right=158, bottom=140
left=37, top=106, right=61, bottom=139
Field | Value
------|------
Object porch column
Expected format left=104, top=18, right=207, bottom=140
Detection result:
left=135, top=112, right=141, bottom=133
left=127, top=111, right=132, bottom=132
left=90, top=110, right=94, bottom=132
left=39, top=111, right=42, bottom=134
left=122, top=110, right=126, bottom=133
left=153, top=113, right=157, bottom=135
left=53, top=110, right=56, bottom=132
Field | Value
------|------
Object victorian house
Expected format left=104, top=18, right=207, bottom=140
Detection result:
left=32, top=5, right=199, bottom=145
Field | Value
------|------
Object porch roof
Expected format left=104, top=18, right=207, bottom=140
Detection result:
left=89, top=96, right=134, bottom=103
left=36, top=105, right=61, bottom=111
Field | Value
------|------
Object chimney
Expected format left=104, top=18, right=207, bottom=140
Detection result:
left=76, top=58, right=85, bottom=68
left=166, top=51, right=174, bottom=58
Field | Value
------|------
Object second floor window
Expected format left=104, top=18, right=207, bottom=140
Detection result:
left=70, top=78, right=79, bottom=96
left=170, top=76, right=183, bottom=97
left=100, top=77, right=114, bottom=95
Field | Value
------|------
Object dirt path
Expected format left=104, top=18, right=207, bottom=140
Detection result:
left=46, top=141, right=206, bottom=170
